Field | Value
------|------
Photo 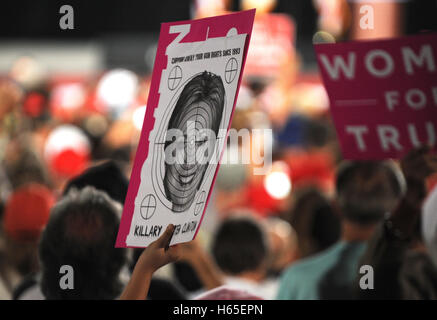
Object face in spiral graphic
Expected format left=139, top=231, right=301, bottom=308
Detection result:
left=164, top=71, right=225, bottom=213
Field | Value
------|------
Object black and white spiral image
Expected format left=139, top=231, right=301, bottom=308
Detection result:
left=161, top=71, right=225, bottom=213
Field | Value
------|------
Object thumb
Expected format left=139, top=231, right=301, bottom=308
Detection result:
left=156, top=224, right=175, bottom=248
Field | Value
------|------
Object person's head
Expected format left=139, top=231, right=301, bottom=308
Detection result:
left=2, top=183, right=55, bottom=275
left=290, top=187, right=340, bottom=257
left=212, top=216, right=268, bottom=280
left=164, top=71, right=225, bottom=212
left=4, top=137, right=51, bottom=190
left=4, top=183, right=55, bottom=242
left=335, top=161, right=405, bottom=226
left=39, top=187, right=127, bottom=299
left=63, top=160, right=129, bottom=205
left=264, top=217, right=298, bottom=276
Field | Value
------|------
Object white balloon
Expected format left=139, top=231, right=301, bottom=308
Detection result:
left=97, top=69, right=138, bottom=115
left=44, top=125, right=90, bottom=161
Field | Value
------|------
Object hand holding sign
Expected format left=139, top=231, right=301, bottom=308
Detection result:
left=119, top=224, right=180, bottom=300
left=136, top=224, right=180, bottom=272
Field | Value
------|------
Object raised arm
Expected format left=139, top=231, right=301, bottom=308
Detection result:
left=119, top=224, right=180, bottom=300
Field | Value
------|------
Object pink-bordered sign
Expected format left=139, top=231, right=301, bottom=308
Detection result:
left=315, top=33, right=437, bottom=160
left=116, top=10, right=255, bottom=248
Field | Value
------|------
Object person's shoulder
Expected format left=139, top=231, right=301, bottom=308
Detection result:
left=400, top=250, right=437, bottom=299
left=277, top=248, right=337, bottom=300
left=282, top=242, right=345, bottom=279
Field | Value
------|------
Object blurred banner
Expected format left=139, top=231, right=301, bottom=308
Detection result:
left=315, top=33, right=437, bottom=159
left=244, top=13, right=295, bottom=80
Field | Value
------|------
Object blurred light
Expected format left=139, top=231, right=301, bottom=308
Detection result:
left=264, top=171, right=291, bottom=199
left=272, top=219, right=293, bottom=239
left=50, top=83, right=86, bottom=120
left=44, top=125, right=91, bottom=177
left=314, top=0, right=346, bottom=37
left=195, top=0, right=228, bottom=18
left=242, top=0, right=276, bottom=13
left=44, top=125, right=90, bottom=160
left=235, top=85, right=254, bottom=110
left=312, top=31, right=336, bottom=44
left=96, top=69, right=138, bottom=116
left=23, top=92, right=45, bottom=117
left=9, top=56, right=46, bottom=90
left=84, top=114, right=108, bottom=138
left=132, top=105, right=147, bottom=131
left=51, top=83, right=85, bottom=110
left=264, top=161, right=292, bottom=200
left=293, top=83, right=330, bottom=113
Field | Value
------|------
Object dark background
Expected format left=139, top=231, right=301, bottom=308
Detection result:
left=0, top=0, right=318, bottom=38
left=0, top=0, right=436, bottom=39
left=0, top=0, right=436, bottom=73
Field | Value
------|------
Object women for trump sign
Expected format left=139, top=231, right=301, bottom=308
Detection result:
left=315, top=33, right=437, bottom=160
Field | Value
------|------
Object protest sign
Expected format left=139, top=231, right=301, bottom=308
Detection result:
left=116, top=10, right=255, bottom=247
left=315, top=33, right=437, bottom=160
left=244, top=13, right=295, bottom=79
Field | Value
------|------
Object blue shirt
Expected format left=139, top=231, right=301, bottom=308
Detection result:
left=276, top=241, right=367, bottom=300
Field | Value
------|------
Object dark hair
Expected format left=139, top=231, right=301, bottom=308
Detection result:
left=63, top=161, right=128, bottom=204
left=173, top=261, right=203, bottom=293
left=290, top=188, right=340, bottom=257
left=335, top=161, right=404, bottom=225
left=163, top=71, right=225, bottom=209
left=212, top=217, right=268, bottom=275
left=166, top=71, right=225, bottom=137
left=6, top=141, right=52, bottom=189
left=39, top=187, right=127, bottom=299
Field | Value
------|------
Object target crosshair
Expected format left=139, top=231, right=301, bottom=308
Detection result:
left=168, top=66, right=183, bottom=90
left=140, top=194, right=157, bottom=220
left=225, top=58, right=238, bottom=84
left=194, top=191, right=206, bottom=216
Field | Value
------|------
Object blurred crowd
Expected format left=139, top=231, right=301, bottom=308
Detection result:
left=1, top=0, right=437, bottom=300
left=0, top=49, right=338, bottom=299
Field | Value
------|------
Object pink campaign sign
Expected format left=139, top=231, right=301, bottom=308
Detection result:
left=315, top=33, right=437, bottom=160
left=116, top=10, right=255, bottom=248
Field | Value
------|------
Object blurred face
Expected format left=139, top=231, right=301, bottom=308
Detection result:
left=164, top=100, right=219, bottom=212
left=163, top=72, right=225, bottom=213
